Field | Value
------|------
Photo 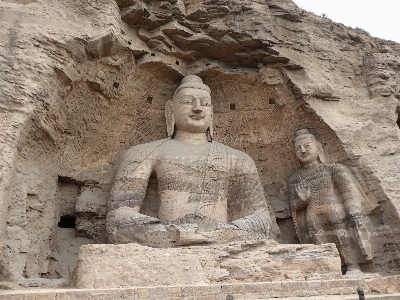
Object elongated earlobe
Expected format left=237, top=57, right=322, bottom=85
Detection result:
left=209, top=108, right=214, bottom=139
left=316, top=141, right=325, bottom=163
left=165, top=100, right=175, bottom=137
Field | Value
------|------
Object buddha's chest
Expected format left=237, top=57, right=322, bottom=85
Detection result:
left=154, top=161, right=230, bottom=195
left=150, top=145, right=230, bottom=195
left=159, top=142, right=211, bottom=164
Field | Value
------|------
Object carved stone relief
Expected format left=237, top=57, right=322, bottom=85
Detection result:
left=106, top=75, right=280, bottom=247
left=2, top=0, right=400, bottom=285
left=288, top=129, right=400, bottom=273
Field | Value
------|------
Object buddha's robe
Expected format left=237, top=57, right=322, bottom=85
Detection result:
left=107, top=138, right=279, bottom=240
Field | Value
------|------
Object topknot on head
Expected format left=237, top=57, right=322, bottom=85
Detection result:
left=181, top=75, right=203, bottom=84
left=174, top=75, right=211, bottom=97
left=295, top=128, right=315, bottom=139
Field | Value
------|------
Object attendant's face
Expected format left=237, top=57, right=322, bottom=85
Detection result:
left=294, top=135, right=320, bottom=165
left=172, top=88, right=212, bottom=133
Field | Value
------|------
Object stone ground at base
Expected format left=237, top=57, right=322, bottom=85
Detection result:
left=1, top=291, right=400, bottom=300
left=257, top=293, right=400, bottom=300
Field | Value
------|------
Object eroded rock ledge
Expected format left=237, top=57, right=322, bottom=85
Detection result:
left=73, top=240, right=341, bottom=289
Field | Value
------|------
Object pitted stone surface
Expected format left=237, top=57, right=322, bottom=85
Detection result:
left=1, top=0, right=400, bottom=285
left=73, top=241, right=341, bottom=289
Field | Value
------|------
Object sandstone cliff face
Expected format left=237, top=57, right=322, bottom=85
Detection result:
left=1, top=0, right=400, bottom=281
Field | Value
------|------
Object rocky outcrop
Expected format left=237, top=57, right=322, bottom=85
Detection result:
left=1, top=0, right=400, bottom=283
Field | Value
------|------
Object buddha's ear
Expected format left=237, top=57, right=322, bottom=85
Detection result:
left=316, top=140, right=325, bottom=163
left=209, top=107, right=214, bottom=140
left=165, top=100, right=175, bottom=137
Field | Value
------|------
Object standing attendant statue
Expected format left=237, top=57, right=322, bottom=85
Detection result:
left=106, top=75, right=280, bottom=247
left=288, top=129, right=376, bottom=272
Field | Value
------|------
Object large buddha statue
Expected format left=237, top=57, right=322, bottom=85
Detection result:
left=106, top=75, right=280, bottom=247
left=288, top=129, right=377, bottom=272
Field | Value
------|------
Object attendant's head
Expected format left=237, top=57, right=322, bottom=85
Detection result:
left=293, top=129, right=324, bottom=166
left=165, top=75, right=213, bottom=137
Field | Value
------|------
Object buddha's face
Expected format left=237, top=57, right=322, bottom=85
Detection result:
left=294, top=135, right=320, bottom=165
left=172, top=87, right=212, bottom=133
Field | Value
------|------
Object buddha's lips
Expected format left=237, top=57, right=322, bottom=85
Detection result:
left=189, top=114, right=204, bottom=120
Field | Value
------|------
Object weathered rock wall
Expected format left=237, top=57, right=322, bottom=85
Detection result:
left=1, top=0, right=400, bottom=282
left=0, top=0, right=123, bottom=280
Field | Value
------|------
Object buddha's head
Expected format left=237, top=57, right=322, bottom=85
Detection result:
left=293, top=129, right=324, bottom=166
left=165, top=75, right=213, bottom=137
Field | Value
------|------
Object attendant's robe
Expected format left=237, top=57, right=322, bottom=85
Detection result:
left=288, top=163, right=377, bottom=264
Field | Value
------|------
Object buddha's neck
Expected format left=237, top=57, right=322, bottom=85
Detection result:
left=301, top=160, right=321, bottom=169
left=174, top=130, right=208, bottom=145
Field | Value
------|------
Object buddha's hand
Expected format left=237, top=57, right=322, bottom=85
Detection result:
left=295, top=180, right=311, bottom=202
left=348, top=206, right=362, bottom=227
left=107, top=207, right=170, bottom=245
left=172, top=224, right=210, bottom=246
left=216, top=223, right=239, bottom=230
left=348, top=205, right=362, bottom=217
left=108, top=207, right=161, bottom=227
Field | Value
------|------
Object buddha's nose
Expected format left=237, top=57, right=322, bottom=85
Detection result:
left=300, top=145, right=306, bottom=152
left=192, top=99, right=202, bottom=113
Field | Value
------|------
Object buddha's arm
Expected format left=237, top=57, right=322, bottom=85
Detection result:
left=106, top=147, right=159, bottom=243
left=106, top=145, right=210, bottom=246
left=227, top=155, right=279, bottom=239
left=108, top=148, right=153, bottom=212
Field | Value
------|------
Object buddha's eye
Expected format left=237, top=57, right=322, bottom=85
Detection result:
left=180, top=98, right=192, bottom=104
left=201, top=99, right=211, bottom=106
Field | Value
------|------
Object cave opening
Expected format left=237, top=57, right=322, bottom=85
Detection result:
left=58, top=216, right=76, bottom=229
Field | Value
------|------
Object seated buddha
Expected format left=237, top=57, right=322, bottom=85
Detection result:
left=106, top=75, right=280, bottom=247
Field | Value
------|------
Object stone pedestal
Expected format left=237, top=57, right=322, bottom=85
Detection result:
left=73, top=240, right=342, bottom=289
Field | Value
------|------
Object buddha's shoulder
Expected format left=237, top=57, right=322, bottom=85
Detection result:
left=211, top=141, right=254, bottom=161
left=123, top=138, right=170, bottom=160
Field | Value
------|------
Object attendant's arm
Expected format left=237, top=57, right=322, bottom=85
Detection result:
left=288, top=178, right=311, bottom=212
left=332, top=164, right=361, bottom=217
